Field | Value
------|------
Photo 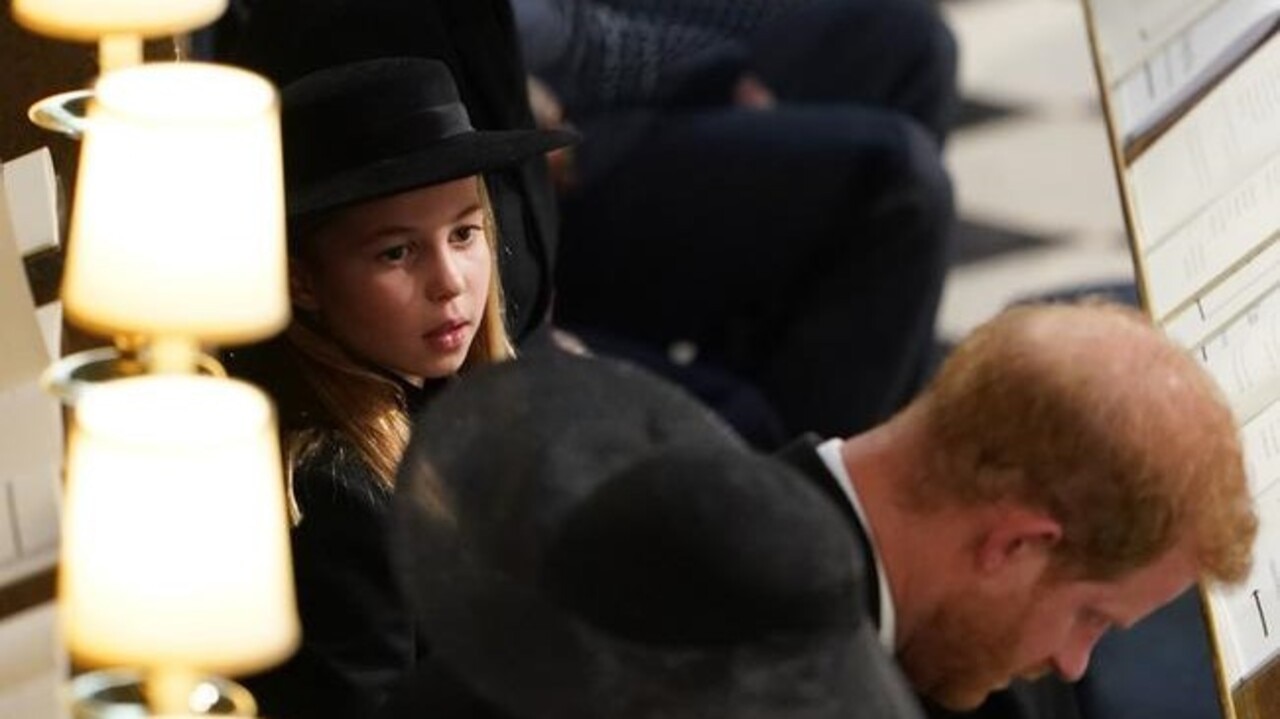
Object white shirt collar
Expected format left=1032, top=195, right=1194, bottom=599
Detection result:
left=816, top=438, right=896, bottom=650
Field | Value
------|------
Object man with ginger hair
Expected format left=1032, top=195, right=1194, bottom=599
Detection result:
left=778, top=300, right=1258, bottom=719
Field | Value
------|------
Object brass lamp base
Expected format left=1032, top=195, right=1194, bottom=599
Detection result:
left=28, top=88, right=93, bottom=139
left=42, top=345, right=225, bottom=404
left=70, top=668, right=257, bottom=718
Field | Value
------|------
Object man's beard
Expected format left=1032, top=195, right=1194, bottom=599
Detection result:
left=895, top=583, right=1041, bottom=711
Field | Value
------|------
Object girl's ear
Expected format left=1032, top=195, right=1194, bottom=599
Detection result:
left=289, top=262, right=321, bottom=313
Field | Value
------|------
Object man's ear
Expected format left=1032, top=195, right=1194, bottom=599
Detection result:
left=974, top=507, right=1062, bottom=580
left=290, top=262, right=320, bottom=313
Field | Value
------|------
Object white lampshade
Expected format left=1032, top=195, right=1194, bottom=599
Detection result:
left=59, top=375, right=299, bottom=675
left=12, top=0, right=227, bottom=41
left=62, top=63, right=289, bottom=346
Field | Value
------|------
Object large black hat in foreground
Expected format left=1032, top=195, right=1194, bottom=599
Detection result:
left=391, top=352, right=923, bottom=719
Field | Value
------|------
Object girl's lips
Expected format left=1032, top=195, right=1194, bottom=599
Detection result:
left=425, top=320, right=471, bottom=352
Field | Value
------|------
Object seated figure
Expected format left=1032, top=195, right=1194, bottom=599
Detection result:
left=514, top=0, right=958, bottom=442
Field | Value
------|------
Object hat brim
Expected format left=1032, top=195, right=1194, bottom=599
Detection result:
left=391, top=354, right=924, bottom=719
left=394, top=509, right=923, bottom=719
left=288, top=127, right=577, bottom=219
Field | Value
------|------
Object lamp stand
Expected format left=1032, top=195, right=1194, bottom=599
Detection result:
left=98, top=34, right=143, bottom=73
left=146, top=335, right=206, bottom=374
left=42, top=335, right=225, bottom=403
left=146, top=666, right=208, bottom=714
left=70, top=667, right=257, bottom=718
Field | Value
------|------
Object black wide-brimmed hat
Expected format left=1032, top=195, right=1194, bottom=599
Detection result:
left=391, top=352, right=923, bottom=719
left=280, top=56, right=577, bottom=219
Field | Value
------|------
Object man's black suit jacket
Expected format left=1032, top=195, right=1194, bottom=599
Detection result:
left=776, top=434, right=1084, bottom=719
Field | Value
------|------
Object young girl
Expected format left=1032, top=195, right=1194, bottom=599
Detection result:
left=226, top=56, right=574, bottom=719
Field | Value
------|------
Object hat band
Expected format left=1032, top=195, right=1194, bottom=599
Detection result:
left=286, top=102, right=475, bottom=194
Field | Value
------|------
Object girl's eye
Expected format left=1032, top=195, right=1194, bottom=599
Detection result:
left=452, top=225, right=483, bottom=246
left=377, top=244, right=411, bottom=262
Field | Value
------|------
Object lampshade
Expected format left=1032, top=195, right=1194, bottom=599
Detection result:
left=62, top=63, right=289, bottom=346
left=11, top=0, right=227, bottom=41
left=59, top=375, right=299, bottom=676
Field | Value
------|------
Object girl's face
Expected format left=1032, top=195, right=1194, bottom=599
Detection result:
left=292, top=176, right=493, bottom=382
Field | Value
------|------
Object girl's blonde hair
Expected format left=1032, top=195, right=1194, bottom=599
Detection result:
left=284, top=178, right=513, bottom=521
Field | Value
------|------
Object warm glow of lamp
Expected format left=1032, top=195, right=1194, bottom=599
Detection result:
left=12, top=0, right=228, bottom=70
left=61, top=63, right=288, bottom=370
left=59, top=375, right=298, bottom=711
left=11, top=0, right=226, bottom=38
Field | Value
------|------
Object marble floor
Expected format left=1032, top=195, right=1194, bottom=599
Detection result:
left=937, top=0, right=1135, bottom=343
